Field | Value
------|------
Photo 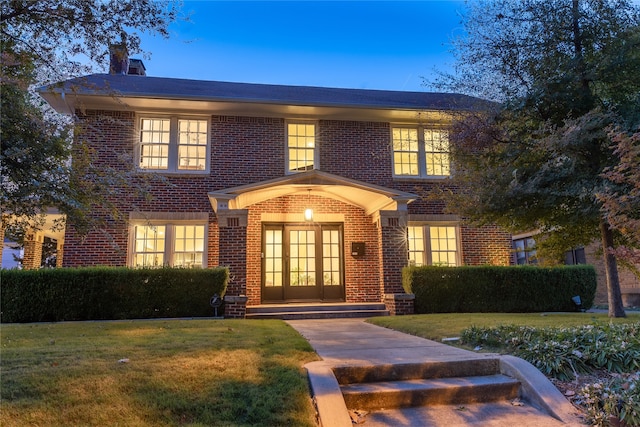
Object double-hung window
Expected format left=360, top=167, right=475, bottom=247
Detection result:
left=139, top=117, right=209, bottom=173
left=408, top=225, right=460, bottom=266
left=392, top=127, right=449, bottom=178
left=286, top=122, right=317, bottom=173
left=132, top=223, right=206, bottom=268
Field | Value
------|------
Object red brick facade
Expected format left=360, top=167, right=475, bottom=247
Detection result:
left=48, top=109, right=515, bottom=317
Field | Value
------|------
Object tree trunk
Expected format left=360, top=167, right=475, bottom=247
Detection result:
left=600, top=218, right=626, bottom=317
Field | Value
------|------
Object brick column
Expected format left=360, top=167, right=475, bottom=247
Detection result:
left=0, top=223, right=4, bottom=265
left=56, top=242, right=64, bottom=268
left=23, top=231, right=44, bottom=270
left=379, top=210, right=414, bottom=315
left=217, top=209, right=249, bottom=318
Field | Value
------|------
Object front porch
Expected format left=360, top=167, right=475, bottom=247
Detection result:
left=210, top=170, right=418, bottom=317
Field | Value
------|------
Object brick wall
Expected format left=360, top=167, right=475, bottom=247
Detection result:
left=461, top=224, right=513, bottom=266
left=66, top=110, right=513, bottom=287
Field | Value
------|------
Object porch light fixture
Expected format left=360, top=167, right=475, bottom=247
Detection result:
left=304, top=208, right=314, bottom=222
left=304, top=189, right=313, bottom=222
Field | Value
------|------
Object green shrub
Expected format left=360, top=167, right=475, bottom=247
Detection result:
left=460, top=322, right=640, bottom=380
left=0, top=267, right=228, bottom=323
left=403, top=265, right=596, bottom=313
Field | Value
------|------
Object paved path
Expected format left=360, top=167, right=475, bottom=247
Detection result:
left=287, top=318, right=495, bottom=365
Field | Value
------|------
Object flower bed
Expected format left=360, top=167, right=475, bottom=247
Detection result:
left=461, top=322, right=640, bottom=426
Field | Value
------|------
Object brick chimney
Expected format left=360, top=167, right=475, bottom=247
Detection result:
left=109, top=43, right=129, bottom=75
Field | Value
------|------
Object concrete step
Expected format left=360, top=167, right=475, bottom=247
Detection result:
left=359, top=401, right=571, bottom=427
left=341, top=374, right=520, bottom=410
left=245, top=303, right=389, bottom=319
left=333, top=358, right=501, bottom=384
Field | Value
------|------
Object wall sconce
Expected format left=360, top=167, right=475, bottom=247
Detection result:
left=304, top=189, right=313, bottom=221
left=304, top=208, right=314, bottom=222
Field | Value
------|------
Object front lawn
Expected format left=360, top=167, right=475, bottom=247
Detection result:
left=1, top=319, right=320, bottom=427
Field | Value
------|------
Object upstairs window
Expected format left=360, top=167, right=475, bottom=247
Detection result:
left=139, top=117, right=209, bottom=173
left=287, top=122, right=317, bottom=173
left=392, top=127, right=449, bottom=178
left=408, top=225, right=460, bottom=266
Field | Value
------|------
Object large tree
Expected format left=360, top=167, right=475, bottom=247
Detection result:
left=0, top=0, right=181, bottom=239
left=434, top=0, right=640, bottom=317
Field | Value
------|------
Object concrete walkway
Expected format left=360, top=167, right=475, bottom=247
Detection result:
left=287, top=318, right=583, bottom=427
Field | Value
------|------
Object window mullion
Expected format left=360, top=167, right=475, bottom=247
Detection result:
left=169, top=117, right=178, bottom=171
left=418, top=128, right=427, bottom=177
left=425, top=226, right=433, bottom=265
left=166, top=224, right=175, bottom=266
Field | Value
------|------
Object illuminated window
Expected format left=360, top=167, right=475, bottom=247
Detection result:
left=392, top=127, right=449, bottom=178
left=424, top=129, right=450, bottom=176
left=392, top=128, right=419, bottom=175
left=408, top=225, right=459, bottom=266
left=133, top=225, right=166, bottom=267
left=139, top=117, right=209, bottom=173
left=140, top=119, right=170, bottom=169
left=131, top=224, right=206, bottom=268
left=173, top=225, right=205, bottom=267
left=287, top=122, right=316, bottom=173
left=178, top=120, right=208, bottom=170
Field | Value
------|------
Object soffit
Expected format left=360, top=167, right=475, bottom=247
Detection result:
left=46, top=92, right=451, bottom=123
left=208, top=170, right=417, bottom=216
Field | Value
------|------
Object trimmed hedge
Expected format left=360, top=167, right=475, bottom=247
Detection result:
left=403, top=265, right=596, bottom=314
left=1, top=267, right=228, bottom=323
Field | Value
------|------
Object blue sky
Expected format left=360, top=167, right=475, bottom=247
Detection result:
left=138, top=1, right=467, bottom=91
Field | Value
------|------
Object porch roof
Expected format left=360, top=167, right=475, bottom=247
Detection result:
left=208, top=170, right=418, bottom=216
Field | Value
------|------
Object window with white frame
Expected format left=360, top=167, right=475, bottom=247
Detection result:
left=139, top=117, right=209, bottom=172
left=286, top=122, right=317, bottom=173
left=408, top=225, right=460, bottom=266
left=392, top=127, right=450, bottom=178
left=131, top=223, right=206, bottom=268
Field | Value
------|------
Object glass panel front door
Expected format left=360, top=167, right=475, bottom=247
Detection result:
left=262, top=224, right=344, bottom=302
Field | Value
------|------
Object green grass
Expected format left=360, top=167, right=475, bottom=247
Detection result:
left=368, top=312, right=640, bottom=342
left=1, top=319, right=320, bottom=427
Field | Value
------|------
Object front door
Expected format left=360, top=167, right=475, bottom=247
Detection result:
left=262, top=223, right=345, bottom=302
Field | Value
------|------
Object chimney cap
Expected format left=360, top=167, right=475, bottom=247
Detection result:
left=128, top=58, right=146, bottom=76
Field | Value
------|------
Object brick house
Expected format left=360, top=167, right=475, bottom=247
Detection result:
left=30, top=59, right=516, bottom=318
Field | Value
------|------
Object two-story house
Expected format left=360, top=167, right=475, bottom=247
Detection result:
left=32, top=56, right=514, bottom=318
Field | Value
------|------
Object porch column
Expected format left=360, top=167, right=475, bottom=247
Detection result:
left=56, top=242, right=64, bottom=268
left=217, top=209, right=249, bottom=318
left=0, top=223, right=4, bottom=265
left=379, top=210, right=414, bottom=315
left=23, top=231, right=44, bottom=270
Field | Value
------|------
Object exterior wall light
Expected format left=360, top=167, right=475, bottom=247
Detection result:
left=304, top=189, right=313, bottom=221
left=304, top=208, right=313, bottom=222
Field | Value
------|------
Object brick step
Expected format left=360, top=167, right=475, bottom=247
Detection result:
left=246, top=309, right=389, bottom=320
left=341, top=374, right=520, bottom=410
left=333, top=358, right=501, bottom=385
left=245, top=303, right=389, bottom=319
left=247, top=302, right=386, bottom=313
